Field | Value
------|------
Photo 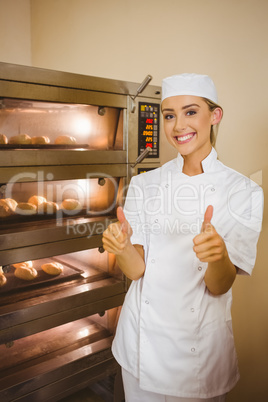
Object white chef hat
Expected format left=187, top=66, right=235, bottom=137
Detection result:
left=161, top=73, right=218, bottom=104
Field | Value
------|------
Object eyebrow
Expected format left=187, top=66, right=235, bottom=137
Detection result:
left=182, top=103, right=200, bottom=110
left=162, top=103, right=201, bottom=112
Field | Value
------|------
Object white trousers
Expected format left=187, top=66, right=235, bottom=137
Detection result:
left=122, top=368, right=227, bottom=402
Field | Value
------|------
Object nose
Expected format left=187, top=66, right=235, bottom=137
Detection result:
left=174, top=115, right=186, bottom=132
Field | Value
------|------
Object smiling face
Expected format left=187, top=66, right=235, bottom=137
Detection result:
left=162, top=95, right=222, bottom=163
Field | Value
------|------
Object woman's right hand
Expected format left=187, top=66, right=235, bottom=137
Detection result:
left=102, top=206, right=133, bottom=255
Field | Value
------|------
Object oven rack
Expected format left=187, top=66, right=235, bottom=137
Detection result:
left=0, top=149, right=126, bottom=168
left=0, top=271, right=125, bottom=344
left=0, top=215, right=116, bottom=266
left=0, top=318, right=117, bottom=402
left=0, top=150, right=127, bottom=184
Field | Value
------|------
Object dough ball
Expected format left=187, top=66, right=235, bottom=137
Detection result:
left=13, top=261, right=33, bottom=269
left=15, top=202, right=37, bottom=215
left=14, top=266, right=38, bottom=280
left=0, top=199, right=17, bottom=217
left=61, top=199, right=82, bottom=211
left=55, top=135, right=77, bottom=145
left=41, top=262, right=63, bottom=276
left=9, top=134, right=32, bottom=144
left=28, top=195, right=47, bottom=207
left=31, top=136, right=50, bottom=144
left=0, top=134, right=8, bottom=144
left=38, top=201, right=59, bottom=214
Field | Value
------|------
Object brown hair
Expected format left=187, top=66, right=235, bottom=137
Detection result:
left=202, top=98, right=223, bottom=148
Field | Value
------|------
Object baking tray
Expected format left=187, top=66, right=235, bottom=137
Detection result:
left=0, top=257, right=84, bottom=295
left=0, top=209, right=108, bottom=226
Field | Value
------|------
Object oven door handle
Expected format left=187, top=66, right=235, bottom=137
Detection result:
left=131, top=147, right=151, bottom=168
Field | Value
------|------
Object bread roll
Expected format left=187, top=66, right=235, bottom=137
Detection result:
left=0, top=200, right=11, bottom=218
left=0, top=198, right=17, bottom=217
left=5, top=198, right=18, bottom=211
left=61, top=199, right=82, bottom=211
left=0, top=274, right=7, bottom=286
left=38, top=201, right=59, bottom=214
left=0, top=134, right=8, bottom=144
left=41, top=262, right=63, bottom=275
left=13, top=261, right=33, bottom=269
left=14, top=266, right=38, bottom=280
left=28, top=195, right=47, bottom=207
left=0, top=267, right=7, bottom=287
left=55, top=135, right=77, bottom=145
left=31, top=136, right=50, bottom=144
left=15, top=202, right=37, bottom=215
left=9, top=134, right=31, bottom=144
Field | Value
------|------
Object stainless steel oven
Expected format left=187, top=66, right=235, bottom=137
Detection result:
left=0, top=62, right=161, bottom=401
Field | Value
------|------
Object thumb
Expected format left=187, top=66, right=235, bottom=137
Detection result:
left=202, top=205, right=213, bottom=233
left=204, top=205, right=213, bottom=225
left=117, top=206, right=127, bottom=234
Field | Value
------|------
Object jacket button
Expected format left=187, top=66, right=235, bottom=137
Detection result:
left=145, top=300, right=149, bottom=304
left=191, top=348, right=196, bottom=352
left=198, top=266, right=202, bottom=271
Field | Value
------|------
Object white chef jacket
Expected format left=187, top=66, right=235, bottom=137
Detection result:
left=112, top=148, right=263, bottom=398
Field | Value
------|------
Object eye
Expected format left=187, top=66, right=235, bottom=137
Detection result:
left=163, top=114, right=175, bottom=120
left=186, top=110, right=197, bottom=116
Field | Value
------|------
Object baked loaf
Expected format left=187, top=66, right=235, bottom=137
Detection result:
left=0, top=198, right=18, bottom=217
left=14, top=265, right=38, bottom=280
left=28, top=195, right=47, bottom=207
left=0, top=266, right=7, bottom=286
left=41, top=262, right=63, bottom=275
left=13, top=261, right=37, bottom=280
left=31, top=136, right=50, bottom=144
left=15, top=202, right=37, bottom=215
left=61, top=199, right=82, bottom=211
left=55, top=135, right=77, bottom=145
left=13, top=261, right=33, bottom=269
left=0, top=134, right=8, bottom=144
left=9, top=134, right=32, bottom=144
left=38, top=201, right=59, bottom=214
left=5, top=198, right=18, bottom=211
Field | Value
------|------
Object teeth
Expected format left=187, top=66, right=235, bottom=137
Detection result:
left=176, top=134, right=193, bottom=142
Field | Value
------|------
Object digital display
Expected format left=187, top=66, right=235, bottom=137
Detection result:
left=138, top=102, right=160, bottom=158
left=137, top=167, right=156, bottom=175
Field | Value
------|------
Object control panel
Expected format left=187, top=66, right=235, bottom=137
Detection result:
left=137, top=167, right=156, bottom=174
left=138, top=102, right=160, bottom=158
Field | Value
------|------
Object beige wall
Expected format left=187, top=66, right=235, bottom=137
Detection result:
left=1, top=0, right=268, bottom=400
left=0, top=0, right=31, bottom=65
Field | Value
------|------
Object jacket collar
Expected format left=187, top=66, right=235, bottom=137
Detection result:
left=176, top=147, right=220, bottom=173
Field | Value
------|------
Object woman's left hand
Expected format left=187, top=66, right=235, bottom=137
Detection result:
left=193, top=205, right=228, bottom=263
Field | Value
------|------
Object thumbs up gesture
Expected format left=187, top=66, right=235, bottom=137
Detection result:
left=102, top=206, right=133, bottom=255
left=193, top=205, right=227, bottom=263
